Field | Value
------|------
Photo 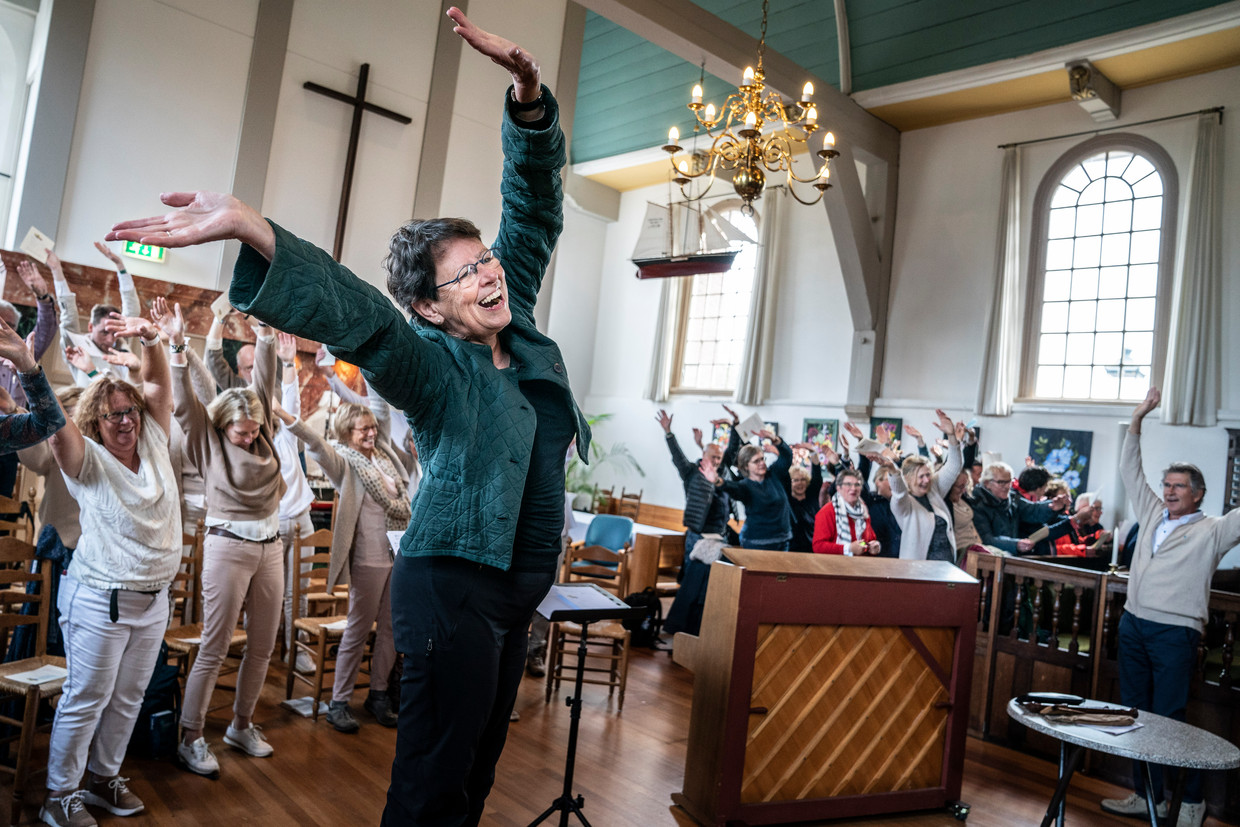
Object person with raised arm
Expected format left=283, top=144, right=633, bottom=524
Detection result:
left=49, top=244, right=141, bottom=386
left=0, top=317, right=64, bottom=452
left=864, top=410, right=963, bottom=562
left=1099, top=387, right=1240, bottom=827
left=40, top=303, right=180, bottom=827
left=154, top=300, right=286, bottom=778
left=0, top=258, right=58, bottom=408
left=108, top=9, right=588, bottom=823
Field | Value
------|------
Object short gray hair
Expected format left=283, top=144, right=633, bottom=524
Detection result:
left=1163, top=463, right=1206, bottom=497
left=0, top=300, right=18, bottom=326
left=980, top=461, right=1014, bottom=485
left=384, top=217, right=481, bottom=324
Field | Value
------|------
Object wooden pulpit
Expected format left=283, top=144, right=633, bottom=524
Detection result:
left=671, top=550, right=979, bottom=826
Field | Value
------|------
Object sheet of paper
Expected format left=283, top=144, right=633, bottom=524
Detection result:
left=323, top=619, right=348, bottom=631
left=1080, top=721, right=1144, bottom=736
left=279, top=697, right=329, bottom=718
left=5, top=663, right=68, bottom=684
left=19, top=227, right=54, bottom=260
left=736, top=412, right=765, bottom=439
left=64, top=331, right=94, bottom=353
left=210, top=292, right=232, bottom=320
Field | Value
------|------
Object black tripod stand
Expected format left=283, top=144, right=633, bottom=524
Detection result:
left=527, top=585, right=645, bottom=827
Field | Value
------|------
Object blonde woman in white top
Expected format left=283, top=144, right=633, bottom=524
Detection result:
left=41, top=303, right=181, bottom=827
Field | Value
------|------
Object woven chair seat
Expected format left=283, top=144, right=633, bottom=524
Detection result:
left=165, top=623, right=247, bottom=653
left=293, top=615, right=349, bottom=637
left=0, top=655, right=67, bottom=700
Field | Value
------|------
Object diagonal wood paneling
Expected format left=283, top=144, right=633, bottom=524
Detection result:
left=741, top=623, right=956, bottom=805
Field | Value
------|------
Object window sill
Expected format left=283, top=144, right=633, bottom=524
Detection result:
left=1011, top=398, right=1139, bottom=417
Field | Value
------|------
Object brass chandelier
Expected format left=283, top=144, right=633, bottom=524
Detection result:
left=661, top=0, right=838, bottom=215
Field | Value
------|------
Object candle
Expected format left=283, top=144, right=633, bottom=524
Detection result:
left=806, top=105, right=817, bottom=125
left=743, top=66, right=754, bottom=85
left=744, top=111, right=757, bottom=129
left=677, top=160, right=688, bottom=173
left=802, top=81, right=814, bottom=100
left=691, top=84, right=703, bottom=105
left=704, top=103, right=716, bottom=122
left=668, top=126, right=679, bottom=145
left=818, top=165, right=830, bottom=180
left=825, top=131, right=836, bottom=148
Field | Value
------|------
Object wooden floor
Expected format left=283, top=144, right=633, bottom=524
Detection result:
left=8, top=644, right=1225, bottom=826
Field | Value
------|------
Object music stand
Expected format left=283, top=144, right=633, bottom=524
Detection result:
left=527, top=583, right=646, bottom=827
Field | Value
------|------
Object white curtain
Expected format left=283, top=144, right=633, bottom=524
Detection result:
left=976, top=146, right=1023, bottom=416
left=643, top=277, right=682, bottom=402
left=735, top=187, right=785, bottom=405
left=1162, top=112, right=1222, bottom=426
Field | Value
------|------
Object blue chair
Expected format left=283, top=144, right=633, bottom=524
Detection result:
left=563, top=514, right=634, bottom=596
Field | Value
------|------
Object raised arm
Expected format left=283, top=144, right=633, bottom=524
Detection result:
left=103, top=304, right=172, bottom=436
left=47, top=251, right=82, bottom=337
left=94, top=242, right=141, bottom=317
left=1121, top=386, right=1164, bottom=518
left=287, top=418, right=347, bottom=487
left=13, top=259, right=58, bottom=360
left=204, top=315, right=241, bottom=391
left=0, top=318, right=66, bottom=453
left=450, top=6, right=562, bottom=316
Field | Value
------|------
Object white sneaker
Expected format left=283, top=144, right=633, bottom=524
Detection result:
left=224, top=724, right=274, bottom=757
left=1101, top=792, right=1167, bottom=818
left=1177, top=801, right=1206, bottom=827
left=176, top=737, right=220, bottom=778
left=294, top=650, right=315, bottom=673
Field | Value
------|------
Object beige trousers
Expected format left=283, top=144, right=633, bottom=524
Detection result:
left=180, top=534, right=284, bottom=731
left=331, top=561, right=395, bottom=702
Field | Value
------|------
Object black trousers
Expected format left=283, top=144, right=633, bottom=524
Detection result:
left=382, top=554, right=554, bottom=827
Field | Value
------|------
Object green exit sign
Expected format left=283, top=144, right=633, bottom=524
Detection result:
left=122, top=241, right=167, bottom=263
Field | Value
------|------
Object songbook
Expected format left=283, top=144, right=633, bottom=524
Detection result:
left=536, top=583, right=646, bottom=624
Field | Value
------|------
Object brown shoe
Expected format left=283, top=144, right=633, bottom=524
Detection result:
left=82, top=774, right=144, bottom=816
left=38, top=790, right=97, bottom=827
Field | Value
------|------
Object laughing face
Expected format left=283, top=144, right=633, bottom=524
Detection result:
left=414, top=238, right=509, bottom=345
left=98, top=389, right=142, bottom=457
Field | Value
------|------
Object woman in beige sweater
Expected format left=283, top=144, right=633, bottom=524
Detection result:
left=277, top=401, right=410, bottom=733
left=157, top=303, right=285, bottom=778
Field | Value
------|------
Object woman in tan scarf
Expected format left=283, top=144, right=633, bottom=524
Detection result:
left=280, top=402, right=410, bottom=732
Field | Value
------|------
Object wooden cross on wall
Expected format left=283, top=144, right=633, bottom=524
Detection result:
left=304, top=64, right=412, bottom=261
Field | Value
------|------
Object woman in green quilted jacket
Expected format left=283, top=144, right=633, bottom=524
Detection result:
left=109, top=8, right=590, bottom=825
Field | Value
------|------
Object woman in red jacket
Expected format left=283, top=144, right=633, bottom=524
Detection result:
left=813, top=468, right=880, bottom=555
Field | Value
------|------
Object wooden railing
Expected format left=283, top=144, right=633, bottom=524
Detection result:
left=967, top=552, right=1240, bottom=820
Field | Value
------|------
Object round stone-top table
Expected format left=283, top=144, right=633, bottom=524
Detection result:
left=1007, top=698, right=1240, bottom=827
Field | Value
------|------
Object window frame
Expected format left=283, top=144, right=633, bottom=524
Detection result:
left=668, top=198, right=759, bottom=397
left=1019, top=133, right=1179, bottom=403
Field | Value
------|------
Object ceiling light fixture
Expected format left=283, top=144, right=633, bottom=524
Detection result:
left=662, top=0, right=837, bottom=215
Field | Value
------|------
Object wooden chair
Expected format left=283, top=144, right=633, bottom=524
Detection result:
left=616, top=487, right=642, bottom=521
left=0, top=537, right=67, bottom=827
left=164, top=522, right=247, bottom=684
left=545, top=619, right=632, bottom=712
left=0, top=495, right=34, bottom=545
left=594, top=485, right=615, bottom=515
left=562, top=516, right=633, bottom=598
left=285, top=525, right=351, bottom=720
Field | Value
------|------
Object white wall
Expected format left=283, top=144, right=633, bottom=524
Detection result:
left=549, top=180, right=855, bottom=510
left=882, top=65, right=1240, bottom=558
left=550, top=65, right=1240, bottom=558
left=58, top=0, right=258, bottom=287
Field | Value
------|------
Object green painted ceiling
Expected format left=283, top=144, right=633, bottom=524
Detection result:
left=571, top=0, right=1228, bottom=164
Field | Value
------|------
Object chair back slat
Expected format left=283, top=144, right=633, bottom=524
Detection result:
left=0, top=537, right=47, bottom=656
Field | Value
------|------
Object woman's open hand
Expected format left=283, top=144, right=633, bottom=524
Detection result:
left=108, top=192, right=276, bottom=261
left=447, top=7, right=540, bottom=101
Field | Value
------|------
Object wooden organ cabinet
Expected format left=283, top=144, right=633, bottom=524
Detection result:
left=670, top=550, right=979, bottom=826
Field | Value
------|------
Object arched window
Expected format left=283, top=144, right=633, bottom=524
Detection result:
left=671, top=202, right=758, bottom=394
left=1023, top=135, right=1177, bottom=402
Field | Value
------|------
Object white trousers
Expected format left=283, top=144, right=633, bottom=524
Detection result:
left=48, top=576, right=167, bottom=791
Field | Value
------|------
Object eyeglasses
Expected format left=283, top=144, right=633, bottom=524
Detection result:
left=101, top=405, right=139, bottom=424
left=837, top=481, right=863, bottom=489
left=436, top=247, right=500, bottom=289
left=987, top=478, right=1012, bottom=487
left=352, top=425, right=378, bottom=434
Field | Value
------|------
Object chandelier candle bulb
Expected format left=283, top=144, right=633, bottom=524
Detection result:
left=802, top=81, right=814, bottom=101
left=704, top=103, right=716, bottom=122
left=743, top=66, right=755, bottom=85
left=668, top=126, right=679, bottom=145
left=825, top=131, right=836, bottom=147
left=806, top=105, right=817, bottom=125
left=691, top=84, right=703, bottom=105
left=745, top=111, right=757, bottom=129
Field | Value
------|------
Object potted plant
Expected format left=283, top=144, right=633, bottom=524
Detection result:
left=565, top=413, right=645, bottom=512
